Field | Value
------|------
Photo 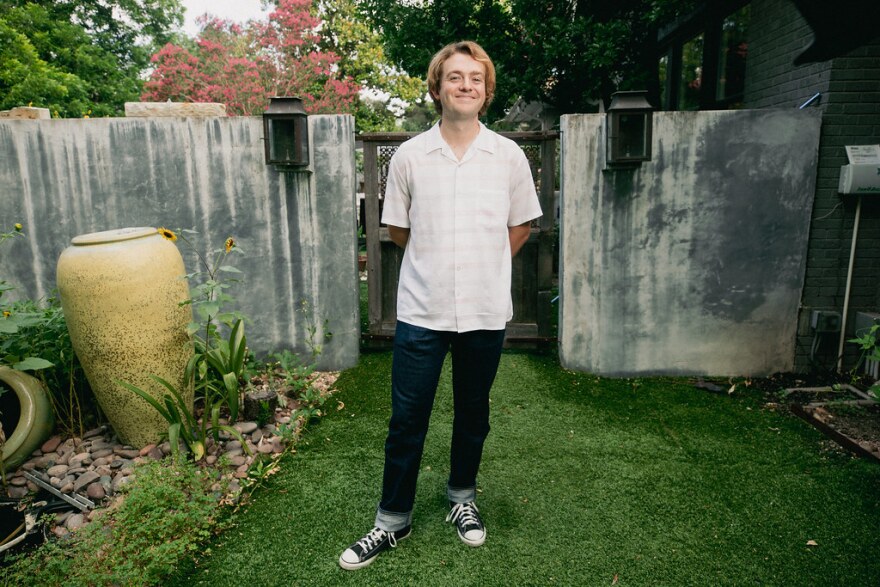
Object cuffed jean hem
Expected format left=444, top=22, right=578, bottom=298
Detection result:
left=447, top=484, right=477, bottom=504
left=375, top=506, right=412, bottom=532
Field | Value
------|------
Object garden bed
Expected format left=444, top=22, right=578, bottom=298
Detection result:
left=785, top=385, right=880, bottom=462
left=698, top=373, right=880, bottom=463
left=1, top=370, right=338, bottom=551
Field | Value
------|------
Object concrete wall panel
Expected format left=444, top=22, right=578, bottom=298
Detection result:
left=560, top=109, right=822, bottom=376
left=0, top=115, right=358, bottom=370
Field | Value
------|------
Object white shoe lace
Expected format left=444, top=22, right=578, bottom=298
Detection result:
left=446, top=502, right=480, bottom=527
left=356, top=527, right=397, bottom=553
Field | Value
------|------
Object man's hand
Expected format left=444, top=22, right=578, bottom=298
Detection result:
left=509, top=222, right=531, bottom=257
left=388, top=225, right=410, bottom=249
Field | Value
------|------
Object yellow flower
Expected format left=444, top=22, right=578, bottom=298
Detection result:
left=14, top=223, right=22, bottom=232
left=2, top=311, right=10, bottom=318
left=224, top=237, right=235, bottom=253
left=157, top=227, right=177, bottom=242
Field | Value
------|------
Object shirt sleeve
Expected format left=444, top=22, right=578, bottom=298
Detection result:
left=380, top=150, right=411, bottom=228
left=507, top=149, right=543, bottom=227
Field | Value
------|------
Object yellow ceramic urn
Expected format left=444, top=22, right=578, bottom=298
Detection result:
left=57, top=227, right=193, bottom=447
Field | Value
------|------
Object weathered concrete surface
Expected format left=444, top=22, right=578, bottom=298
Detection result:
left=560, top=110, right=822, bottom=376
left=124, top=102, right=227, bottom=117
left=0, top=107, right=50, bottom=120
left=0, top=115, right=359, bottom=370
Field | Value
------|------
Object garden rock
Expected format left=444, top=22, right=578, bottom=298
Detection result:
left=46, top=464, right=69, bottom=478
left=65, top=514, right=85, bottom=531
left=73, top=470, right=100, bottom=492
left=7, top=486, right=27, bottom=498
left=41, top=436, right=62, bottom=453
left=235, top=421, right=259, bottom=435
left=87, top=483, right=106, bottom=500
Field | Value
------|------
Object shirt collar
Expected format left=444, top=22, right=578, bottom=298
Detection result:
left=424, top=122, right=496, bottom=156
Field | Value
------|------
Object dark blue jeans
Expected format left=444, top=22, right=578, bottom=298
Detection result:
left=375, top=321, right=505, bottom=531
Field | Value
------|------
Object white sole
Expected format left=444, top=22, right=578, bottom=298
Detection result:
left=338, top=529, right=411, bottom=570
left=458, top=528, right=486, bottom=547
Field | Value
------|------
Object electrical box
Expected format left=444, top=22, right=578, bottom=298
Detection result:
left=839, top=145, right=880, bottom=194
left=811, top=310, right=841, bottom=333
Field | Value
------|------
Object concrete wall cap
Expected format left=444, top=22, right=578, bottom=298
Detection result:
left=124, top=102, right=227, bottom=118
left=0, top=107, right=51, bottom=120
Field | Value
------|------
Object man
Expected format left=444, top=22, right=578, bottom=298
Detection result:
left=339, top=40, right=542, bottom=570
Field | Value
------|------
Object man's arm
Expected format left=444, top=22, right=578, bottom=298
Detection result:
left=388, top=225, right=410, bottom=249
left=509, top=222, right=531, bottom=257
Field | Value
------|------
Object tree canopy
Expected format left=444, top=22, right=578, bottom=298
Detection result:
left=143, top=0, right=361, bottom=116
left=0, top=0, right=184, bottom=117
left=315, top=0, right=426, bottom=131
left=362, top=0, right=696, bottom=122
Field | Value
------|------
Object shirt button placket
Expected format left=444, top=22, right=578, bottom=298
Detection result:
left=453, top=164, right=462, bottom=330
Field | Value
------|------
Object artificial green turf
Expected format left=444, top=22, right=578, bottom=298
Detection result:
left=170, top=352, right=880, bottom=586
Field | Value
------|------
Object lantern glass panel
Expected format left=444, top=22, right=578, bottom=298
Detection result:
left=618, top=113, right=647, bottom=159
left=268, top=118, right=298, bottom=163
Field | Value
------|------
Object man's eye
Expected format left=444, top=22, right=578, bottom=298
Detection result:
left=447, top=75, right=461, bottom=82
left=472, top=78, right=483, bottom=84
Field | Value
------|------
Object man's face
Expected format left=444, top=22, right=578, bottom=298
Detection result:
left=433, top=52, right=487, bottom=120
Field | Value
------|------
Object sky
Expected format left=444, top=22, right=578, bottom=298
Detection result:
left=181, top=0, right=272, bottom=37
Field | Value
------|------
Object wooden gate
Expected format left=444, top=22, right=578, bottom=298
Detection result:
left=359, top=131, right=558, bottom=346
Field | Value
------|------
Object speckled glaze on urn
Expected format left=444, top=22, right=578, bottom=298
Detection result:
left=57, top=227, right=193, bottom=447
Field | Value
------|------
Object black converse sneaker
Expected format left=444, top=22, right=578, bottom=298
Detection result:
left=446, top=501, right=486, bottom=547
left=338, top=526, right=411, bottom=570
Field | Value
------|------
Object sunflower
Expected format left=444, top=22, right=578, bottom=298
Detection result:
left=2, top=311, right=10, bottom=318
left=157, top=227, right=177, bottom=242
left=14, top=223, right=22, bottom=232
left=225, top=237, right=235, bottom=253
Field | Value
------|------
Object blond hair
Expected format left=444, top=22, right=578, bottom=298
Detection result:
left=427, top=41, right=496, bottom=117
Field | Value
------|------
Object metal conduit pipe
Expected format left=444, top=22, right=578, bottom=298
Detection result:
left=837, top=195, right=863, bottom=373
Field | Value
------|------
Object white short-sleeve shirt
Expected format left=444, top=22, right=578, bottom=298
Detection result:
left=381, top=122, right=543, bottom=332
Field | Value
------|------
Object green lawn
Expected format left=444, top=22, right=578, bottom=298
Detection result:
left=170, top=351, right=880, bottom=586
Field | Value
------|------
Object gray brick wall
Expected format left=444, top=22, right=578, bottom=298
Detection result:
left=744, top=1, right=880, bottom=373
left=745, top=0, right=832, bottom=109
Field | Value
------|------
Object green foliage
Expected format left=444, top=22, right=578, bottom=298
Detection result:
left=316, top=0, right=426, bottom=131
left=117, top=374, right=246, bottom=461
left=0, top=0, right=184, bottom=117
left=849, top=324, right=880, bottom=364
left=848, top=324, right=880, bottom=397
left=0, top=224, right=92, bottom=436
left=235, top=452, right=284, bottom=510
left=363, top=0, right=698, bottom=120
left=200, top=318, right=248, bottom=423
left=0, top=458, right=218, bottom=587
left=298, top=299, right=332, bottom=362
left=177, top=230, right=249, bottom=423
left=0, top=297, right=94, bottom=435
left=0, top=16, right=90, bottom=116
left=271, top=349, right=316, bottom=399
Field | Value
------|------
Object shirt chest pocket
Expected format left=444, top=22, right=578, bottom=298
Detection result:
left=466, top=188, right=510, bottom=230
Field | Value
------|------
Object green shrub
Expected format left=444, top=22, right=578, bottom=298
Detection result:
left=1, top=221, right=94, bottom=436
left=1, top=458, right=220, bottom=587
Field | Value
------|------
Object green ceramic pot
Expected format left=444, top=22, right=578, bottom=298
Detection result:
left=0, top=366, right=55, bottom=471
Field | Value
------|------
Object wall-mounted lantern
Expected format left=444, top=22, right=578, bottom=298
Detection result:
left=263, top=96, right=309, bottom=168
left=606, top=90, right=653, bottom=166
